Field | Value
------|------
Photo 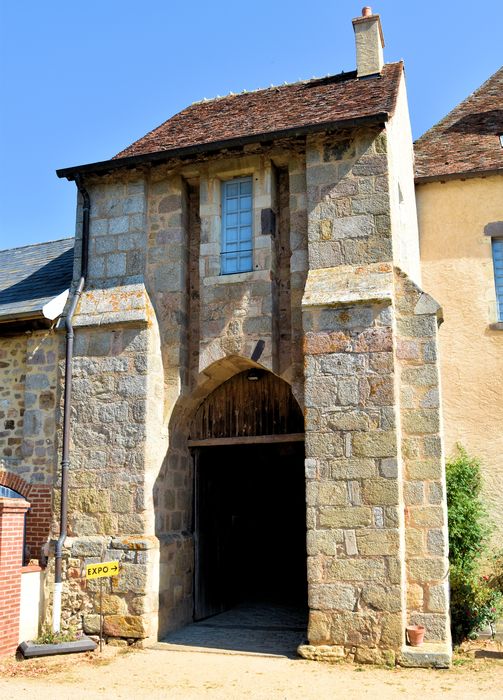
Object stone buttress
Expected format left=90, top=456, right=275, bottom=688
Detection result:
left=298, top=117, right=450, bottom=666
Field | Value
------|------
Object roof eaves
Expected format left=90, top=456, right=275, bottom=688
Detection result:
left=56, top=112, right=390, bottom=181
left=415, top=166, right=503, bottom=184
left=0, top=308, right=46, bottom=324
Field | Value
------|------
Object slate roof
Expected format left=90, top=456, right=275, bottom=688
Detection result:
left=0, top=238, right=74, bottom=322
left=115, top=63, right=403, bottom=160
left=414, top=66, right=503, bottom=182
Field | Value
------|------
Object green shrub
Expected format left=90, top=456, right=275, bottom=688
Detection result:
left=446, top=446, right=503, bottom=643
left=449, top=569, right=502, bottom=643
left=34, top=624, right=79, bottom=645
left=446, top=447, right=489, bottom=573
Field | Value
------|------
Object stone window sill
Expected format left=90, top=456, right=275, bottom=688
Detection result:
left=488, top=322, right=503, bottom=331
left=203, top=269, right=271, bottom=286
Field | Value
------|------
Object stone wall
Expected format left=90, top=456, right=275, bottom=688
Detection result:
left=0, top=329, right=60, bottom=561
left=0, top=336, right=26, bottom=468
left=40, top=170, right=165, bottom=641
left=23, top=331, right=61, bottom=486
left=81, top=177, right=147, bottom=290
left=302, top=267, right=404, bottom=664
left=197, top=155, right=278, bottom=373
left=287, top=154, right=309, bottom=404
left=386, top=75, right=421, bottom=285
left=145, top=168, right=193, bottom=637
left=50, top=307, right=163, bottom=640
left=305, top=127, right=392, bottom=270
left=65, top=324, right=151, bottom=538
left=45, top=116, right=450, bottom=664
left=298, top=120, right=450, bottom=665
left=395, top=270, right=450, bottom=644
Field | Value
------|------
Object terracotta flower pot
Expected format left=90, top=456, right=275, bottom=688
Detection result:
left=406, top=625, right=425, bottom=646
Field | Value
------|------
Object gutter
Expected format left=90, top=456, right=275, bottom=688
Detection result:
left=415, top=167, right=503, bottom=185
left=56, top=112, right=389, bottom=181
left=0, top=286, right=70, bottom=327
left=0, top=311, right=53, bottom=326
left=52, top=175, right=90, bottom=633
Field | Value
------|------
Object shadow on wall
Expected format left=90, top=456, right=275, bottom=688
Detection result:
left=152, top=355, right=269, bottom=639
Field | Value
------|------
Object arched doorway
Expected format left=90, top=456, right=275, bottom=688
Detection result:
left=188, top=369, right=307, bottom=621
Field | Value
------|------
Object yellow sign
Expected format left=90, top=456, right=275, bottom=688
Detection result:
left=85, top=561, right=119, bottom=580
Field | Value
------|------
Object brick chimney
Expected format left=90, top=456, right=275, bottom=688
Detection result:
left=352, top=7, right=385, bottom=77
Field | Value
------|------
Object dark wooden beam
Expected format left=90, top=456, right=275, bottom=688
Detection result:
left=188, top=433, right=304, bottom=448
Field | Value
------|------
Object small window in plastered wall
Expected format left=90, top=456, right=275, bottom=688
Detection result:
left=492, top=238, right=503, bottom=322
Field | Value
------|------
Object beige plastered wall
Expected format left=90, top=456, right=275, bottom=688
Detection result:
left=417, top=174, right=503, bottom=540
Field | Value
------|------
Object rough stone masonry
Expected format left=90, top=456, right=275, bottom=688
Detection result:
left=0, top=10, right=451, bottom=667
left=49, top=107, right=450, bottom=666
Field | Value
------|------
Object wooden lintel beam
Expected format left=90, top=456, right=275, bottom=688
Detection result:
left=187, top=433, right=304, bottom=448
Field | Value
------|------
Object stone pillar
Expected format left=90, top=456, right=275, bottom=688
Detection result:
left=302, top=265, right=404, bottom=665
left=0, top=497, right=30, bottom=657
left=299, top=129, right=450, bottom=667
left=395, top=271, right=451, bottom=663
left=288, top=155, right=309, bottom=404
left=147, top=169, right=194, bottom=637
left=45, top=173, right=163, bottom=643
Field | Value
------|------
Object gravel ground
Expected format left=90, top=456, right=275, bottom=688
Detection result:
left=1, top=643, right=503, bottom=700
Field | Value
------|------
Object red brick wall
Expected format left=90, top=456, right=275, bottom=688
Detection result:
left=0, top=497, right=31, bottom=657
left=0, top=472, right=51, bottom=562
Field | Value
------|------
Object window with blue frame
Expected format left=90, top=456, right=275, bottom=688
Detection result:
left=492, top=238, right=503, bottom=321
left=0, top=485, right=24, bottom=499
left=221, top=177, right=253, bottom=274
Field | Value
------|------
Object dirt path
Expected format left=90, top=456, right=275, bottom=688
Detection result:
left=1, top=645, right=503, bottom=700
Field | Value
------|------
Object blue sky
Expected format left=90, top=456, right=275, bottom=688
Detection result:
left=0, top=1, right=500, bottom=249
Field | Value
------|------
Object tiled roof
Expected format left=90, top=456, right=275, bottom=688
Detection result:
left=0, top=238, right=74, bottom=322
left=414, top=66, right=503, bottom=181
left=114, top=63, right=403, bottom=160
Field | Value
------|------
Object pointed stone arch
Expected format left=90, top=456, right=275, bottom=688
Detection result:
left=190, top=369, right=304, bottom=441
left=154, top=355, right=306, bottom=637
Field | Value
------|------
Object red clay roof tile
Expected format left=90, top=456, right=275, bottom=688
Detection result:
left=114, top=62, right=403, bottom=160
left=414, top=66, right=503, bottom=181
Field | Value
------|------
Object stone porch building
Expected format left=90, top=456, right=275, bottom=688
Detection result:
left=0, top=10, right=451, bottom=665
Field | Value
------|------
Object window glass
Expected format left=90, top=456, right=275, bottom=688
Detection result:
left=492, top=238, right=503, bottom=321
left=221, top=177, right=253, bottom=274
left=0, top=485, right=24, bottom=499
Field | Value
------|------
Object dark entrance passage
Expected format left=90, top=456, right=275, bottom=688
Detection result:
left=178, top=368, right=308, bottom=654
left=194, top=441, right=307, bottom=621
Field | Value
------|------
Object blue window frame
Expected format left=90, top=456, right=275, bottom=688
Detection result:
left=493, top=238, right=503, bottom=321
left=0, top=485, right=24, bottom=499
left=221, top=177, right=253, bottom=274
